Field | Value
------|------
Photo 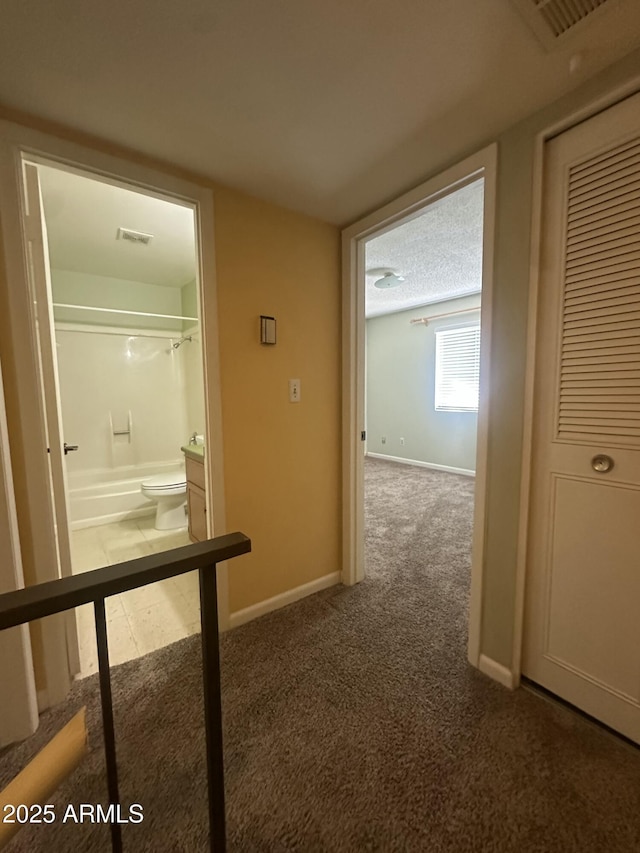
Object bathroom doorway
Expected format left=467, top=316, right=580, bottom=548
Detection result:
left=24, top=159, right=211, bottom=678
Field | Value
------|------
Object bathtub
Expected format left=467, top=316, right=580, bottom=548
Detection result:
left=67, top=460, right=185, bottom=529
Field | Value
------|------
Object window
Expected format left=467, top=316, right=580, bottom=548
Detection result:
left=434, top=325, right=480, bottom=412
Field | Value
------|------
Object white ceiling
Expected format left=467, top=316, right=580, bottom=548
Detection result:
left=2, top=1, right=640, bottom=225
left=366, top=179, right=483, bottom=318
left=38, top=166, right=196, bottom=287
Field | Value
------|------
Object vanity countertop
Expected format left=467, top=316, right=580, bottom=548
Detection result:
left=181, top=444, right=205, bottom=461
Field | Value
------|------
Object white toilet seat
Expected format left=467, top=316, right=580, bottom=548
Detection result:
left=141, top=472, right=187, bottom=498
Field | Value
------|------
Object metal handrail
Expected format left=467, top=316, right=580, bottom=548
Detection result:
left=0, top=531, right=251, bottom=853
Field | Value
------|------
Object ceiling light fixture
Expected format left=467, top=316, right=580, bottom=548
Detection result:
left=373, top=271, right=405, bottom=289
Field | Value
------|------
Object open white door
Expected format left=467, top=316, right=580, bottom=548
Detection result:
left=22, top=162, right=80, bottom=676
left=0, top=359, right=39, bottom=746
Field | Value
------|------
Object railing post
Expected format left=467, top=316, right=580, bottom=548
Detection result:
left=199, top=564, right=226, bottom=852
left=94, top=597, right=123, bottom=853
left=0, top=535, right=251, bottom=851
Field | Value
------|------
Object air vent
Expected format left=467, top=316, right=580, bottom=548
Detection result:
left=511, top=0, right=616, bottom=49
left=117, top=227, right=153, bottom=245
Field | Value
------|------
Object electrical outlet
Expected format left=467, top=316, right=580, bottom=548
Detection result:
left=381, top=436, right=386, bottom=444
left=289, top=378, right=301, bottom=403
left=400, top=437, right=405, bottom=445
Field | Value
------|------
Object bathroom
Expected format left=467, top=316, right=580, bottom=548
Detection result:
left=37, top=163, right=209, bottom=676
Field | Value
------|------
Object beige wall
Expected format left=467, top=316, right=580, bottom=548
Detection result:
left=214, top=187, right=341, bottom=611
left=481, top=48, right=640, bottom=668
left=0, top=107, right=341, bottom=635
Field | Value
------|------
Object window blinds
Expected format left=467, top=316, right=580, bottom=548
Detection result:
left=435, top=325, right=480, bottom=412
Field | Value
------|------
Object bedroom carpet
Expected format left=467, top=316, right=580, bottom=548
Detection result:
left=1, top=458, right=639, bottom=851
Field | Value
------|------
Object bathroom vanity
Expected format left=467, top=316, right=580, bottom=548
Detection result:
left=181, top=444, right=207, bottom=543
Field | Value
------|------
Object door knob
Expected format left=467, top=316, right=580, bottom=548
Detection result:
left=591, top=454, right=613, bottom=473
left=63, top=443, right=79, bottom=455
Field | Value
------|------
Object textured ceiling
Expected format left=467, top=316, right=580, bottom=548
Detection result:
left=365, top=180, right=483, bottom=318
left=1, top=1, right=640, bottom=225
left=38, top=165, right=196, bottom=287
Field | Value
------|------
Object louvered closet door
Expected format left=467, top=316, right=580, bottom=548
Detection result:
left=523, top=92, right=640, bottom=744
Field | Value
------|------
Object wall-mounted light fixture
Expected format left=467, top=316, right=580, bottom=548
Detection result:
left=260, top=315, right=276, bottom=345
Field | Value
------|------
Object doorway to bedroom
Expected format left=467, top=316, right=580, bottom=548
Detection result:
left=362, top=175, right=485, bottom=649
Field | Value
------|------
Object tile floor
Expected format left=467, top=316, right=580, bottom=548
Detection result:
left=71, top=516, right=200, bottom=679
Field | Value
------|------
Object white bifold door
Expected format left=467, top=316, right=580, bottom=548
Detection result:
left=523, top=92, right=640, bottom=744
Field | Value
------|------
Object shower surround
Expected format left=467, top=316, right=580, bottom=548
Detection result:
left=54, top=325, right=194, bottom=528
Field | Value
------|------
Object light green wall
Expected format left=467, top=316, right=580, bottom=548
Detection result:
left=180, top=279, right=198, bottom=332
left=51, top=269, right=183, bottom=331
left=179, top=279, right=205, bottom=433
left=482, top=47, right=640, bottom=668
left=367, top=294, right=481, bottom=471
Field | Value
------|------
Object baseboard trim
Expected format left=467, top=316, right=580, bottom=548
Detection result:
left=365, top=452, right=476, bottom=477
left=366, top=452, right=475, bottom=477
left=478, top=654, right=517, bottom=690
left=71, top=507, right=155, bottom=531
left=229, top=572, right=341, bottom=629
left=37, top=688, right=50, bottom=712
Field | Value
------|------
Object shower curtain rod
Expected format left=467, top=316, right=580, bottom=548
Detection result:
left=52, top=303, right=199, bottom=323
left=54, top=324, right=189, bottom=341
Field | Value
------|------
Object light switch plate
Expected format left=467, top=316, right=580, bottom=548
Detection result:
left=289, top=379, right=301, bottom=403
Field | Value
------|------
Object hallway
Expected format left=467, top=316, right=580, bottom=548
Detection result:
left=2, top=460, right=639, bottom=851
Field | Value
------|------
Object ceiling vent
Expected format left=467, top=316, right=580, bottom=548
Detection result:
left=117, top=227, right=153, bottom=246
left=510, top=0, right=616, bottom=49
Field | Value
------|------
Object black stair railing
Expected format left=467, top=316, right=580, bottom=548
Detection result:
left=0, top=531, right=251, bottom=853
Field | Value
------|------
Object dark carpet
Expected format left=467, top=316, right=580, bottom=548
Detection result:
left=2, top=458, right=639, bottom=851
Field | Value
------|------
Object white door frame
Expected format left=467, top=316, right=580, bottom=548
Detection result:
left=0, top=120, right=228, bottom=704
left=0, top=358, right=39, bottom=746
left=341, top=144, right=497, bottom=668
left=23, top=163, right=81, bottom=679
left=513, top=76, right=640, bottom=681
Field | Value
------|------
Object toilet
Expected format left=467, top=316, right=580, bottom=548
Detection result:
left=141, top=472, right=187, bottom=530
